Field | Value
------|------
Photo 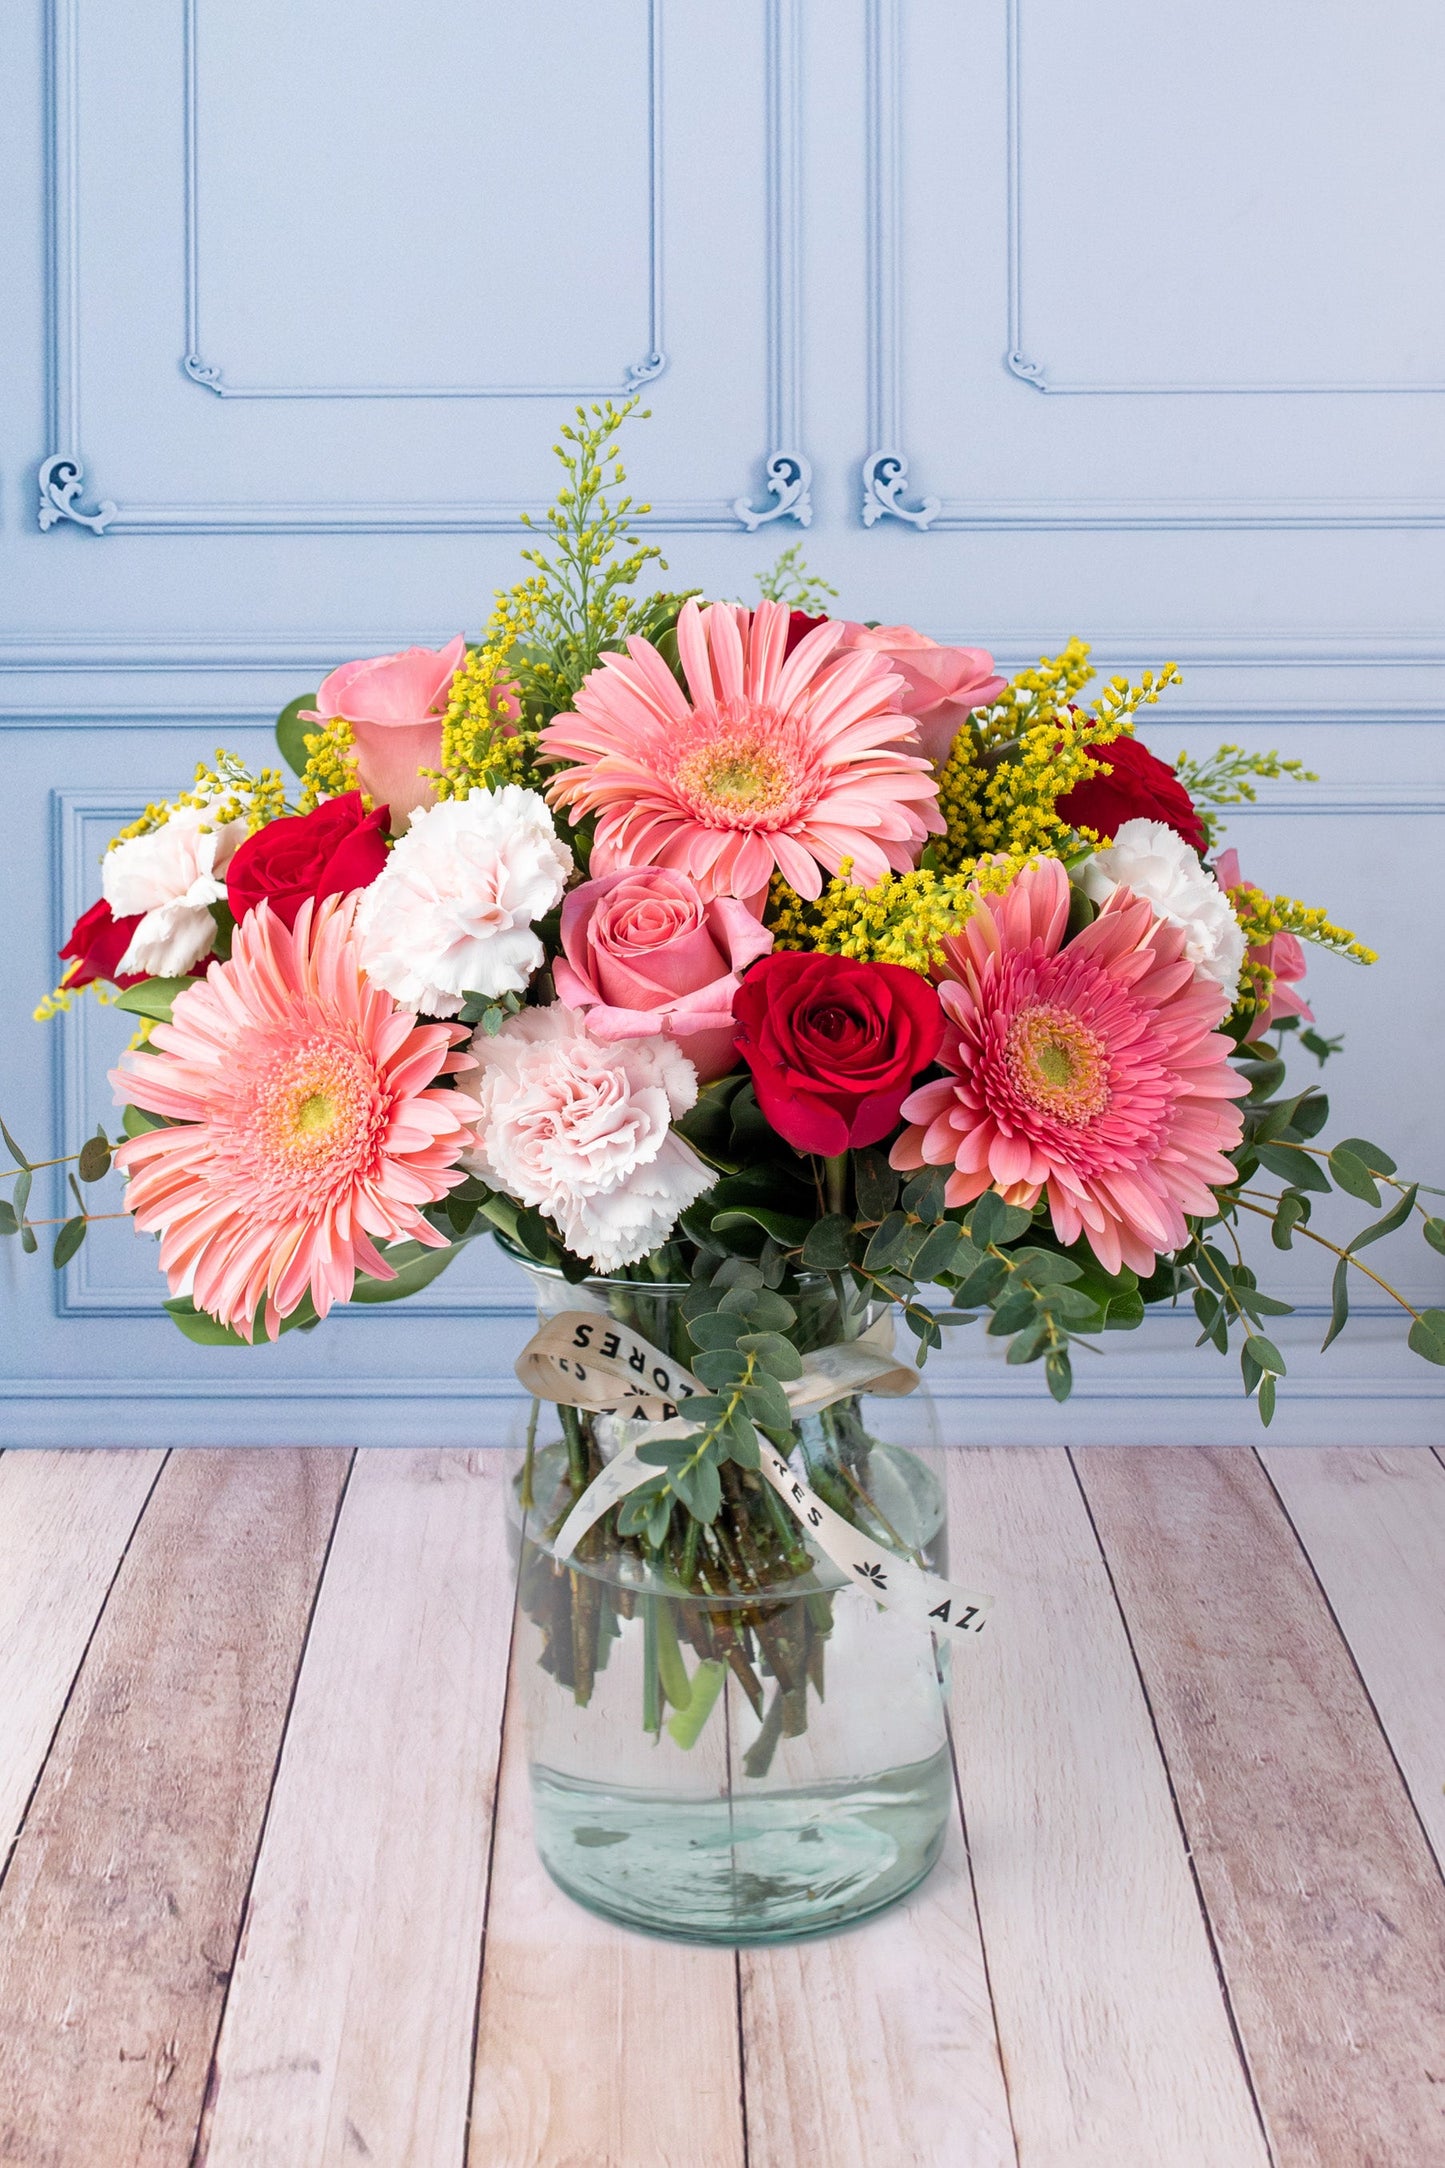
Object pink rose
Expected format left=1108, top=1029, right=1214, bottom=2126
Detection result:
left=301, top=637, right=466, bottom=832
left=839, top=624, right=1007, bottom=767
left=553, top=866, right=773, bottom=1083
left=1214, top=850, right=1314, bottom=1039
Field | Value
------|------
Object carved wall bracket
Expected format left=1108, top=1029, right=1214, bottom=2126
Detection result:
left=37, top=456, right=116, bottom=534
left=860, top=450, right=938, bottom=530
left=734, top=451, right=813, bottom=530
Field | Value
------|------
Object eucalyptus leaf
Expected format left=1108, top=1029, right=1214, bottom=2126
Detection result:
left=1257, top=1373, right=1277, bottom=1426
left=1243, top=1332, right=1285, bottom=1375
left=1320, top=1257, right=1350, bottom=1351
left=863, top=1211, right=911, bottom=1270
left=901, top=1166, right=949, bottom=1221
left=13, top=1169, right=32, bottom=1222
left=1348, top=1184, right=1418, bottom=1254
left=1335, top=1135, right=1397, bottom=1176
left=77, top=1133, right=111, bottom=1183
left=710, top=1205, right=813, bottom=1248
left=1328, top=1148, right=1381, bottom=1207
left=853, top=1148, right=899, bottom=1223
left=693, top=1347, right=749, bottom=1389
left=1406, top=1309, right=1445, bottom=1366
left=0, top=1120, right=31, bottom=1170
left=1424, top=1218, right=1445, bottom=1257
left=0, top=1201, right=17, bottom=1237
left=801, top=1215, right=853, bottom=1269
left=1045, top=1348, right=1073, bottom=1403
left=735, top=1330, right=804, bottom=1380
left=1255, top=1143, right=1331, bottom=1193
left=52, top=1216, right=87, bottom=1268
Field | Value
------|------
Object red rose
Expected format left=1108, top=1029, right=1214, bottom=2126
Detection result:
left=733, top=952, right=944, bottom=1155
left=782, top=609, right=830, bottom=658
left=1054, top=737, right=1207, bottom=854
left=226, top=792, right=390, bottom=930
left=58, top=898, right=145, bottom=990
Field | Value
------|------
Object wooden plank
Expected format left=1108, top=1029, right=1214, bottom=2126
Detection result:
left=946, top=1448, right=1268, bottom=2168
left=196, top=1450, right=518, bottom=2168
left=740, top=1811, right=1017, bottom=2168
left=0, top=1447, right=350, bottom=2168
left=1262, top=1446, right=1445, bottom=1876
left=0, top=1448, right=164, bottom=1869
left=468, top=1622, right=746, bottom=2168
left=1078, top=1446, right=1445, bottom=2168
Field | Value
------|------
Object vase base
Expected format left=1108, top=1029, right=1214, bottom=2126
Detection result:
left=530, top=1750, right=952, bottom=1945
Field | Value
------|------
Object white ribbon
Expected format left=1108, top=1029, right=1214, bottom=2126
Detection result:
left=515, top=1309, right=993, bottom=1638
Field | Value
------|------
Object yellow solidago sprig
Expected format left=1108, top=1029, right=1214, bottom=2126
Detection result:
left=420, top=613, right=541, bottom=803
left=1172, top=744, right=1318, bottom=849
left=766, top=855, right=1033, bottom=974
left=934, top=643, right=1183, bottom=869
left=297, top=719, right=364, bottom=814
left=1225, top=876, right=1376, bottom=1036
left=116, top=750, right=290, bottom=842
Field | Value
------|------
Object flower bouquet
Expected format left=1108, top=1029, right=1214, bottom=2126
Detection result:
left=12, top=403, right=1443, bottom=1941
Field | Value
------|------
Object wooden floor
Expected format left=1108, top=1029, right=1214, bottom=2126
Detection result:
left=0, top=1449, right=1443, bottom=2167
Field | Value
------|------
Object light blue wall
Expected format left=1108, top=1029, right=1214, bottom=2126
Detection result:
left=2, top=0, right=1442, bottom=1445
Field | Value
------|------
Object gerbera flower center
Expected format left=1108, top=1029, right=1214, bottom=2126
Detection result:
left=666, top=701, right=816, bottom=831
left=1004, top=1004, right=1111, bottom=1125
left=242, top=1037, right=387, bottom=1201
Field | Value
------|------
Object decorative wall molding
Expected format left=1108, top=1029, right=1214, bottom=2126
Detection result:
left=179, top=0, right=668, bottom=403
left=732, top=0, right=812, bottom=528
left=859, top=0, right=935, bottom=528
left=39, top=0, right=805, bottom=534
left=858, top=0, right=1445, bottom=528
left=1004, top=0, right=1445, bottom=397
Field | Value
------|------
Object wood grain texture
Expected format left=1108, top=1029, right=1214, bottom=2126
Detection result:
left=0, top=1449, right=349, bottom=2168
left=0, top=1450, right=164, bottom=1869
left=740, top=1811, right=1017, bottom=2168
left=1077, top=1446, right=1445, bottom=2168
left=195, top=1450, right=518, bottom=2168
left=1261, top=1446, right=1445, bottom=1877
left=468, top=1632, right=745, bottom=2168
left=945, top=1448, right=1268, bottom=2168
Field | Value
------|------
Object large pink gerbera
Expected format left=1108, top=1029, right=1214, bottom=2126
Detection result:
left=110, top=894, right=477, bottom=1341
left=890, top=858, right=1248, bottom=1276
left=540, top=598, right=944, bottom=900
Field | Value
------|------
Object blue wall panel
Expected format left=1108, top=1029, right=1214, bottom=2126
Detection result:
left=2, top=0, right=1441, bottom=1443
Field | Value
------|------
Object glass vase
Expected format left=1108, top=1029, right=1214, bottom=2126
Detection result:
left=505, top=1246, right=953, bottom=1945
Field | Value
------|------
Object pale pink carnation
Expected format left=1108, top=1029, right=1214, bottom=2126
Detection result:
left=540, top=598, right=944, bottom=903
left=109, top=894, right=478, bottom=1341
left=103, top=804, right=249, bottom=978
left=460, top=1004, right=713, bottom=1273
left=890, top=857, right=1249, bottom=1277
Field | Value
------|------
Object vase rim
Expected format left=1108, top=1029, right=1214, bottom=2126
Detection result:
left=493, top=1229, right=694, bottom=1294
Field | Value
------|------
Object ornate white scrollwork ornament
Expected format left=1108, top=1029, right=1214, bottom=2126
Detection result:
left=733, top=450, right=814, bottom=530
left=860, top=450, right=939, bottom=530
left=37, top=456, right=116, bottom=535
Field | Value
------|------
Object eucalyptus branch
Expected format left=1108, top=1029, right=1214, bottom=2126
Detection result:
left=1231, top=1197, right=1425, bottom=1322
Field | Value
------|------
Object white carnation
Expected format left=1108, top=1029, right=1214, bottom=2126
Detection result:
left=355, top=786, right=572, bottom=1017
left=459, top=1004, right=713, bottom=1273
left=1079, top=818, right=1245, bottom=996
left=102, top=805, right=247, bottom=978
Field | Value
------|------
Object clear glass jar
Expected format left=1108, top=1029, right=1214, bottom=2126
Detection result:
left=504, top=1244, right=952, bottom=1945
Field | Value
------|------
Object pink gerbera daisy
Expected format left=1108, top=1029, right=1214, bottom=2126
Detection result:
left=540, top=598, right=944, bottom=901
left=890, top=858, right=1248, bottom=1276
left=109, top=894, right=478, bottom=1340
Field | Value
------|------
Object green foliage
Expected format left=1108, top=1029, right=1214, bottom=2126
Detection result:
left=1171, top=742, right=1317, bottom=847
left=512, top=398, right=668, bottom=711
left=113, top=976, right=193, bottom=1024
left=753, top=544, right=839, bottom=615
left=274, top=693, right=319, bottom=778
